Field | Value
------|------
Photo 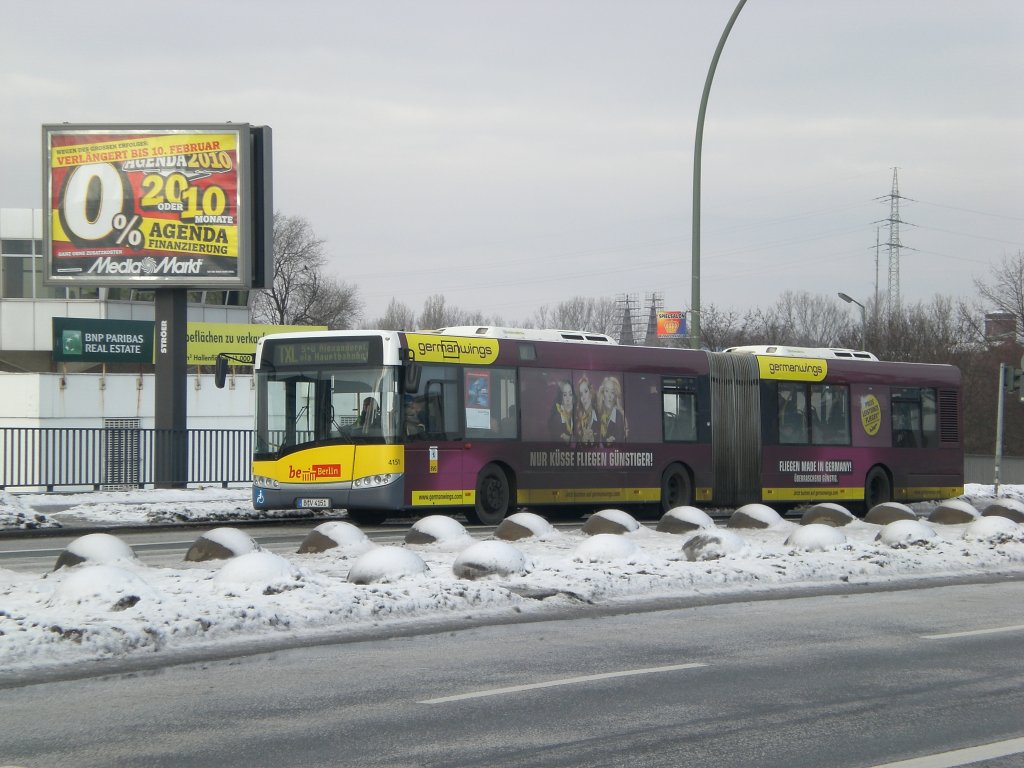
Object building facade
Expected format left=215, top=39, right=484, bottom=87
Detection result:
left=1, top=207, right=256, bottom=430
left=0, top=208, right=251, bottom=373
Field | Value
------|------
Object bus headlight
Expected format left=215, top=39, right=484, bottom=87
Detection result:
left=252, top=474, right=280, bottom=489
left=352, top=473, right=399, bottom=489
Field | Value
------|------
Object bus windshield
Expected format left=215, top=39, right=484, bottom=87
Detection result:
left=255, top=365, right=401, bottom=456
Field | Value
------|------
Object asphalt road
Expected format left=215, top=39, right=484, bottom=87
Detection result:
left=2, top=580, right=1023, bottom=768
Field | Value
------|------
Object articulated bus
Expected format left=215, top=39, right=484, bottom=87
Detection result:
left=237, top=327, right=963, bottom=525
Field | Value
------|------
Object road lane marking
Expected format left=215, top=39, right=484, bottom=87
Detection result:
left=863, top=736, right=1024, bottom=767
left=418, top=662, right=708, bottom=704
left=921, top=623, right=1024, bottom=640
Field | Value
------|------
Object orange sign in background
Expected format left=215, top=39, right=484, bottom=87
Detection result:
left=656, top=311, right=686, bottom=338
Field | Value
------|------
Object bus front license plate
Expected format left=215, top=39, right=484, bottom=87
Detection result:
left=299, top=498, right=331, bottom=509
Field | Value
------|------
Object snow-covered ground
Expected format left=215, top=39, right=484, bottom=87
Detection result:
left=1, top=484, right=1023, bottom=677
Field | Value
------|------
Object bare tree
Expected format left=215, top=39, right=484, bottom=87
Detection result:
left=250, top=213, right=362, bottom=329
left=372, top=298, right=417, bottom=331
left=974, top=250, right=1024, bottom=333
left=750, top=291, right=852, bottom=347
left=690, top=303, right=748, bottom=350
left=861, top=295, right=977, bottom=362
left=528, top=296, right=619, bottom=336
left=418, top=294, right=463, bottom=329
left=415, top=294, right=504, bottom=329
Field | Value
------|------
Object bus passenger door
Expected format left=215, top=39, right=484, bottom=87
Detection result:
left=405, top=378, right=465, bottom=509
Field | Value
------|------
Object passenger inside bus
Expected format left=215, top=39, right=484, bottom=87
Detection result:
left=779, top=388, right=806, bottom=444
left=355, top=397, right=380, bottom=434
left=404, top=396, right=426, bottom=439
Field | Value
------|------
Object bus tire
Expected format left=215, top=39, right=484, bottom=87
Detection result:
left=346, top=509, right=388, bottom=526
left=660, top=463, right=693, bottom=513
left=468, top=464, right=513, bottom=526
left=863, top=466, right=892, bottom=512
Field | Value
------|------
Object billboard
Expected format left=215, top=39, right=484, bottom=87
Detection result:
left=43, top=123, right=268, bottom=288
left=656, top=311, right=687, bottom=339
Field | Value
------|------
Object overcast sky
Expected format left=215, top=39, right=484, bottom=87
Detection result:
left=2, top=1, right=1022, bottom=325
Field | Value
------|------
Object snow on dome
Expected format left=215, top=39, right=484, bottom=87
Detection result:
left=963, top=516, right=1024, bottom=544
left=405, top=515, right=474, bottom=547
left=215, top=551, right=300, bottom=587
left=682, top=530, right=746, bottom=561
left=785, top=524, right=847, bottom=551
left=800, top=503, right=855, bottom=527
left=185, top=527, right=261, bottom=562
left=728, top=504, right=784, bottom=529
left=50, top=565, right=159, bottom=608
left=494, top=512, right=555, bottom=541
left=347, top=546, right=428, bottom=584
left=876, top=519, right=938, bottom=548
left=452, top=540, right=532, bottom=579
left=298, top=521, right=376, bottom=555
left=573, top=533, right=645, bottom=564
left=656, top=506, right=715, bottom=534
left=582, top=508, right=640, bottom=535
left=54, top=533, right=138, bottom=570
left=927, top=499, right=980, bottom=525
left=982, top=498, right=1024, bottom=524
left=865, top=502, right=917, bottom=525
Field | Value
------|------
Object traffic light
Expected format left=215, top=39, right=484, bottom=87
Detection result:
left=1002, top=361, right=1024, bottom=401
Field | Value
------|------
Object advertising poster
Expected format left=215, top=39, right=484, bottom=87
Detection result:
left=44, top=124, right=250, bottom=287
left=656, top=311, right=686, bottom=338
left=186, top=322, right=326, bottom=366
left=465, top=370, right=491, bottom=429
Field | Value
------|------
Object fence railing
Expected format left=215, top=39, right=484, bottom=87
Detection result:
left=0, top=427, right=1017, bottom=492
left=1, top=428, right=253, bottom=490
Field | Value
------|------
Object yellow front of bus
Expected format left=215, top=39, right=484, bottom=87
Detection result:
left=249, top=333, right=405, bottom=516
left=252, top=444, right=404, bottom=513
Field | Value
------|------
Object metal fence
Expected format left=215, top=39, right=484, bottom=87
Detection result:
left=0, top=427, right=253, bottom=490
left=0, top=427, right=1019, bottom=492
left=965, top=453, right=1024, bottom=485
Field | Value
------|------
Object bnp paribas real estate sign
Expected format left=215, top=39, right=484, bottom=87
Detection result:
left=52, top=318, right=324, bottom=365
left=52, top=317, right=154, bottom=364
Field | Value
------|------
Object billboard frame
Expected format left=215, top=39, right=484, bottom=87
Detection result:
left=42, top=122, right=269, bottom=289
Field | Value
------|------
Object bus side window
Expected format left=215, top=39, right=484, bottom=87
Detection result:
left=662, top=377, right=696, bottom=442
left=892, top=387, right=935, bottom=448
left=465, top=367, right=518, bottom=439
left=420, top=369, right=461, bottom=440
left=778, top=383, right=808, bottom=445
left=811, top=384, right=850, bottom=445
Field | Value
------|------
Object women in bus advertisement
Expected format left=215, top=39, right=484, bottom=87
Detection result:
left=574, top=373, right=599, bottom=444
left=548, top=379, right=574, bottom=443
left=597, top=375, right=629, bottom=444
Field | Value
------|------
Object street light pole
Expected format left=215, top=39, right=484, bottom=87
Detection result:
left=691, top=0, right=748, bottom=349
left=838, top=292, right=867, bottom=349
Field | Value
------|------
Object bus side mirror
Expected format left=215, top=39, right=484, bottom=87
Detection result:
left=215, top=355, right=229, bottom=389
left=404, top=362, right=421, bottom=394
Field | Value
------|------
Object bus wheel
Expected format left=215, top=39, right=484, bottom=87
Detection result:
left=864, top=467, right=892, bottom=511
left=660, top=464, right=692, bottom=513
left=468, top=464, right=513, bottom=526
left=346, top=509, right=388, bottom=526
